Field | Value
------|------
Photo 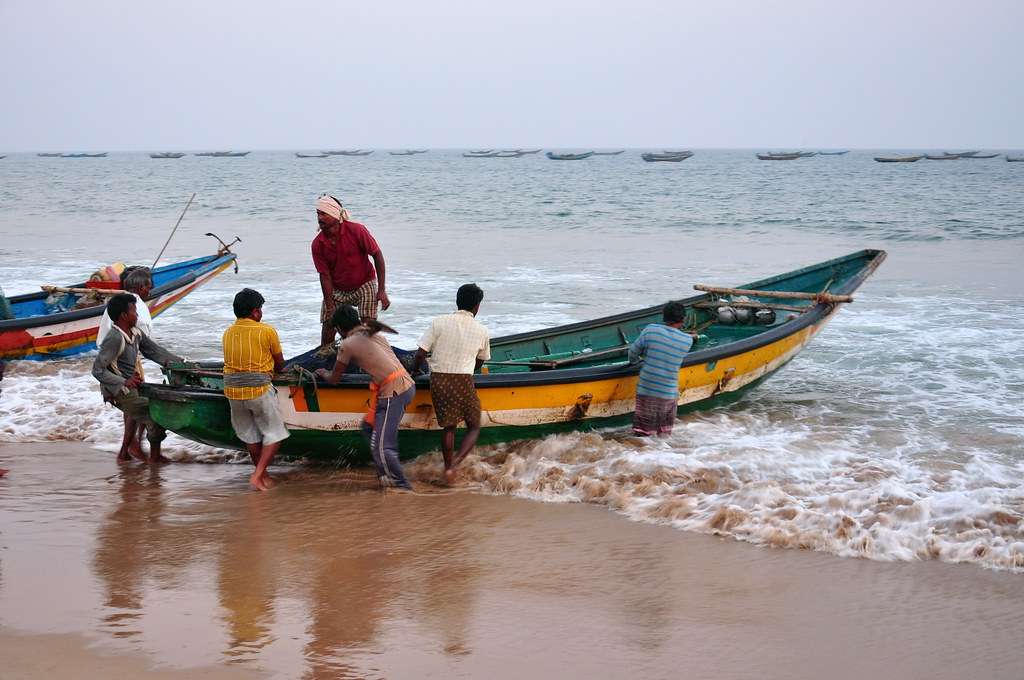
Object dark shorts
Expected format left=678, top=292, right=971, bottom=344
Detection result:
left=633, top=394, right=678, bottom=436
left=430, top=373, right=481, bottom=429
left=112, top=390, right=166, bottom=442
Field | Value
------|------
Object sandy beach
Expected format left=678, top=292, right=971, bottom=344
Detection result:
left=1, top=441, right=1021, bottom=679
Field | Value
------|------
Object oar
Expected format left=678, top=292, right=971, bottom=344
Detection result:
left=152, top=192, right=197, bottom=268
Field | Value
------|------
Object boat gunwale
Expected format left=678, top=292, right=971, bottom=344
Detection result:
left=0, top=253, right=236, bottom=331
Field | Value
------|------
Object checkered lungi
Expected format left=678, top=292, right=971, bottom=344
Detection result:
left=633, top=394, right=678, bottom=436
left=321, top=278, right=378, bottom=322
left=430, top=373, right=482, bottom=428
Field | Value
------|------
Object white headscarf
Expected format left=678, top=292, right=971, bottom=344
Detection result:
left=316, top=195, right=350, bottom=223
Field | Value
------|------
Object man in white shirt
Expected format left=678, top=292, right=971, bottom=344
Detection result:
left=413, top=284, right=490, bottom=485
left=97, top=267, right=153, bottom=344
left=96, top=267, right=156, bottom=461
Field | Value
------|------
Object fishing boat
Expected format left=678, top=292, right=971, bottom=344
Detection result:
left=796, top=151, right=817, bottom=157
left=0, top=155, right=5, bottom=160
left=950, top=150, right=979, bottom=157
left=195, top=151, right=250, bottom=157
left=960, top=153, right=999, bottom=159
left=756, top=153, right=801, bottom=160
left=817, top=150, right=849, bottom=156
left=149, top=152, right=186, bottom=159
left=468, top=149, right=494, bottom=154
left=502, top=149, right=541, bottom=154
left=331, top=150, right=373, bottom=156
left=925, top=153, right=961, bottom=160
left=61, top=152, right=108, bottom=158
left=389, top=150, right=417, bottom=156
left=37, top=152, right=62, bottom=157
left=463, top=151, right=500, bottom=158
left=642, top=152, right=692, bottom=162
left=546, top=152, right=595, bottom=160
left=141, top=250, right=885, bottom=463
left=1007, top=156, right=1024, bottom=162
left=592, top=150, right=626, bottom=156
left=874, top=155, right=923, bottom=163
left=0, top=248, right=238, bottom=361
left=296, top=153, right=329, bottom=158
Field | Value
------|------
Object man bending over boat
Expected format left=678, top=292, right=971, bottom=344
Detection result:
left=628, top=301, right=693, bottom=437
left=316, top=305, right=415, bottom=491
left=222, top=288, right=289, bottom=491
left=313, top=195, right=391, bottom=352
left=97, top=266, right=155, bottom=461
left=412, top=283, right=490, bottom=485
left=92, top=294, right=183, bottom=463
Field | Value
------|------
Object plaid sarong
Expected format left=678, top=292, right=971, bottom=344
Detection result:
left=633, top=394, right=678, bottom=436
left=321, top=278, right=378, bottom=322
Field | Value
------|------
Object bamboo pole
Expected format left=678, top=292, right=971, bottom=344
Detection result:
left=41, top=285, right=126, bottom=296
left=694, top=285, right=853, bottom=303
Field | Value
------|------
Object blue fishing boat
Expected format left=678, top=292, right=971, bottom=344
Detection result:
left=0, top=250, right=238, bottom=361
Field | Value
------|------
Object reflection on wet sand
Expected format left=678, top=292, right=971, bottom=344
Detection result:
left=3, top=443, right=1024, bottom=680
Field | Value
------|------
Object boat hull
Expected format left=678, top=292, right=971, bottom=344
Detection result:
left=146, top=310, right=826, bottom=462
left=0, top=254, right=237, bottom=360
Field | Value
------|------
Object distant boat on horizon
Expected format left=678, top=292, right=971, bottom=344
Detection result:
left=150, top=152, right=185, bottom=159
left=61, top=152, right=108, bottom=158
left=592, top=150, right=625, bottom=156
left=817, top=150, right=849, bottom=156
left=874, top=155, right=923, bottom=163
left=463, top=151, right=500, bottom=157
left=321, top=150, right=373, bottom=156
left=37, top=152, right=62, bottom=157
left=925, top=153, right=961, bottom=160
left=296, top=152, right=329, bottom=158
left=642, top=152, right=692, bottom=162
left=546, top=151, right=595, bottom=160
left=1007, top=155, right=1024, bottom=162
left=468, top=149, right=495, bottom=154
left=757, top=152, right=802, bottom=161
left=195, top=151, right=250, bottom=157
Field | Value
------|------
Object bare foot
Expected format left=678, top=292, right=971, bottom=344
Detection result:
left=444, top=468, right=456, bottom=486
left=249, top=472, right=269, bottom=491
left=116, top=451, right=132, bottom=463
left=0, top=469, right=8, bottom=478
left=149, top=453, right=172, bottom=465
left=127, top=444, right=147, bottom=462
left=261, top=474, right=277, bottom=488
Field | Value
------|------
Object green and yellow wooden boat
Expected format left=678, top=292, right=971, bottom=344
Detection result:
left=143, top=250, right=885, bottom=462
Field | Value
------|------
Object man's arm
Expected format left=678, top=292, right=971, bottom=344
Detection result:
left=371, top=251, right=390, bottom=310
left=318, top=358, right=348, bottom=385
left=628, top=329, right=648, bottom=364
left=138, top=334, right=182, bottom=367
left=319, top=273, right=335, bottom=311
left=412, top=348, right=429, bottom=373
left=272, top=352, right=285, bottom=374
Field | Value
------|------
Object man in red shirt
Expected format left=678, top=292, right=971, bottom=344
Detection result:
left=312, top=195, right=391, bottom=349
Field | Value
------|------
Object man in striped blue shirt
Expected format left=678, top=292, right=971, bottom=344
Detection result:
left=628, top=301, right=693, bottom=436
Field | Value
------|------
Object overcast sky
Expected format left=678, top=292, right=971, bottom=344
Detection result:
left=2, top=0, right=1021, bottom=150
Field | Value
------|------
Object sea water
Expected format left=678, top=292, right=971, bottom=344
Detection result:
left=1, top=149, right=1022, bottom=570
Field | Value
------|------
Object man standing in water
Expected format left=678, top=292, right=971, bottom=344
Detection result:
left=222, top=288, right=289, bottom=491
left=97, top=267, right=155, bottom=461
left=92, top=294, right=183, bottom=462
left=312, top=195, right=390, bottom=351
left=628, top=301, right=693, bottom=437
left=316, top=305, right=415, bottom=491
left=412, top=284, right=490, bottom=485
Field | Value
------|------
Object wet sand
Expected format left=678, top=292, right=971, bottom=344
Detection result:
left=1, top=441, right=1022, bottom=679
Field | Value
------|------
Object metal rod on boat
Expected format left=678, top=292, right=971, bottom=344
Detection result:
left=693, top=285, right=854, bottom=303
left=152, top=192, right=197, bottom=268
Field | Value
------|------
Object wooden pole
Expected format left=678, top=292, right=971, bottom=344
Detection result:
left=152, top=192, right=197, bottom=268
left=42, top=285, right=126, bottom=296
left=694, top=284, right=853, bottom=303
